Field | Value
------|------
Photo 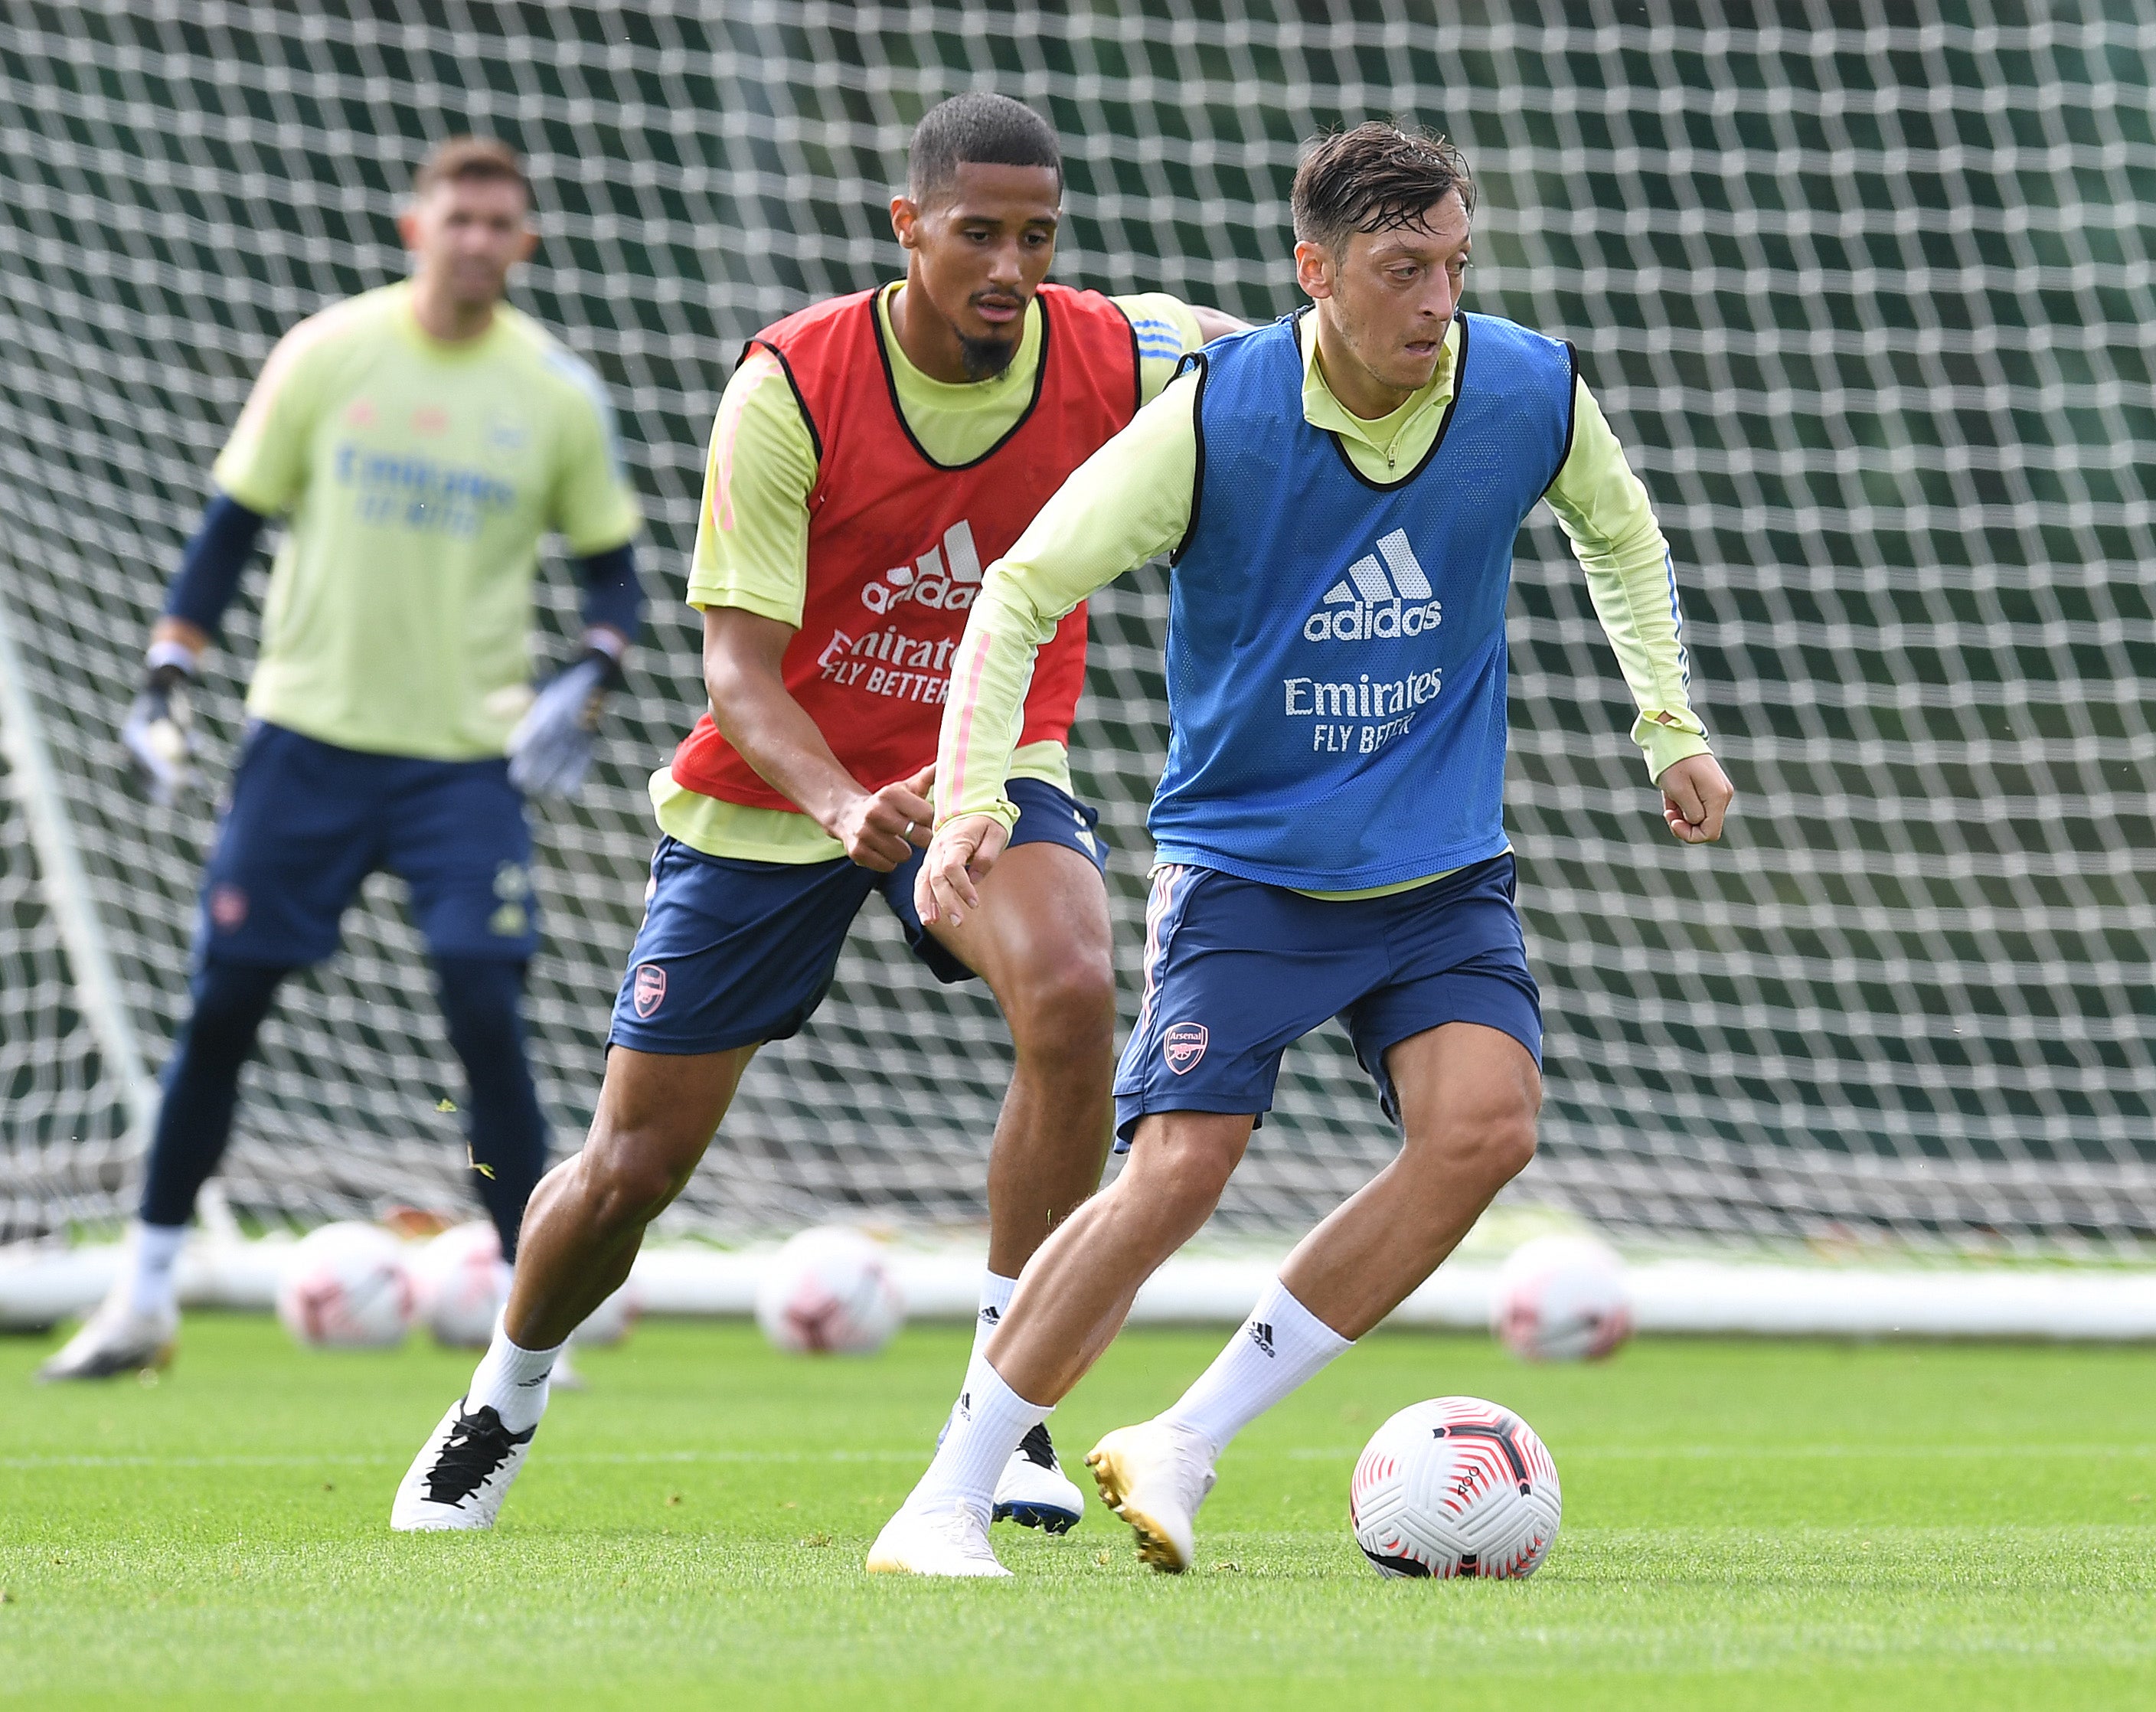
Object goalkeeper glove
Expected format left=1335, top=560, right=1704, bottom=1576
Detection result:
left=508, top=648, right=622, bottom=801
left=121, top=649, right=200, bottom=806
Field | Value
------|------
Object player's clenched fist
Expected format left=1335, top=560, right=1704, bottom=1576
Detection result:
left=830, top=765, right=936, bottom=873
left=916, top=812, right=1008, bottom=927
left=1658, top=753, right=1735, bottom=845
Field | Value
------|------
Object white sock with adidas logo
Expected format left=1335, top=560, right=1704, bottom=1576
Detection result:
left=972, top=1271, right=1018, bottom=1362
left=1158, top=1277, right=1352, bottom=1458
left=466, top=1325, right=564, bottom=1436
left=904, top=1348, right=1051, bottom=1526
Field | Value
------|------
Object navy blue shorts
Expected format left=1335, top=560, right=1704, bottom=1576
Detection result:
left=194, top=721, right=539, bottom=968
left=1112, top=853, right=1541, bottom=1146
left=609, top=776, right=1109, bottom=1054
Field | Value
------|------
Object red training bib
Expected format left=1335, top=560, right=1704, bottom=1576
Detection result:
left=671, top=283, right=1141, bottom=814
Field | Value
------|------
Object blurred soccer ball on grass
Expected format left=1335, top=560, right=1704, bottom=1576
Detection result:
left=410, top=1220, right=502, bottom=1348
left=276, top=1222, right=416, bottom=1350
left=410, top=1218, right=641, bottom=1349
left=1491, top=1232, right=1634, bottom=1362
left=753, top=1226, right=903, bottom=1355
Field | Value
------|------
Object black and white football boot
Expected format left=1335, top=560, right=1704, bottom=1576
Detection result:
left=390, top=1400, right=535, bottom=1532
left=991, top=1420, right=1085, bottom=1534
left=37, top=1295, right=178, bottom=1382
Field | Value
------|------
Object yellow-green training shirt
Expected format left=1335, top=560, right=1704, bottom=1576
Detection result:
left=213, top=282, right=642, bottom=761
left=936, top=312, right=1713, bottom=897
left=648, top=285, right=1206, bottom=863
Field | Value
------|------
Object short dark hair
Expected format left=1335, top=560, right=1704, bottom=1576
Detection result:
left=908, top=93, right=1062, bottom=202
left=1291, top=123, right=1475, bottom=254
left=412, top=136, right=532, bottom=206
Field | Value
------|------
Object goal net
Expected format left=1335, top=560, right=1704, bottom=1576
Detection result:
left=3, top=2, right=2153, bottom=1254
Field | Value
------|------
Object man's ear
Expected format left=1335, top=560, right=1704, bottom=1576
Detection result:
left=1294, top=239, right=1335, bottom=301
left=890, top=194, right=922, bottom=250
left=396, top=207, right=421, bottom=254
left=516, top=226, right=539, bottom=263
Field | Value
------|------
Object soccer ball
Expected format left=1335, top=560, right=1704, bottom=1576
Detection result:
left=1491, top=1232, right=1635, bottom=1362
left=411, top=1220, right=504, bottom=1348
left=411, top=1220, right=641, bottom=1349
left=1349, top=1397, right=1562, bottom=1579
left=753, top=1226, right=904, bottom=1355
left=276, top=1222, right=417, bottom=1350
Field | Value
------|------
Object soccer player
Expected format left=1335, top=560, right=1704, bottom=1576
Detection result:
left=867, top=123, right=1736, bottom=1576
left=392, top=94, right=1245, bottom=1532
left=38, top=138, right=643, bottom=1381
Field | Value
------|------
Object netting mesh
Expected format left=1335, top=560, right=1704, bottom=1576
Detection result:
left=2, top=2, right=2153, bottom=1251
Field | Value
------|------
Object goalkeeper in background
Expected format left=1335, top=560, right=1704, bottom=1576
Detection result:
left=40, top=137, right=643, bottom=1381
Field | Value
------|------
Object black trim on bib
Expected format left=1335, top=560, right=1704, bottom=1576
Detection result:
left=1537, top=341, right=1582, bottom=501
left=1322, top=312, right=1470, bottom=493
left=1169, top=348, right=1210, bottom=567
left=740, top=338, right=824, bottom=466
left=871, top=284, right=1051, bottom=473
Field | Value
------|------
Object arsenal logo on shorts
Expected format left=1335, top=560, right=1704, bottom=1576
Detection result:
left=632, top=963, right=667, bottom=1020
left=1162, top=1021, right=1209, bottom=1074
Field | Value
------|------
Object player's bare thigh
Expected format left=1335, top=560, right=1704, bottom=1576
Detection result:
left=580, top=1041, right=763, bottom=1210
left=1383, top=1021, right=1543, bottom=1152
left=921, top=839, right=1114, bottom=1036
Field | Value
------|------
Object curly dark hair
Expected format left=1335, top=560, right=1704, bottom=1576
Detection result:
left=1291, top=122, right=1475, bottom=253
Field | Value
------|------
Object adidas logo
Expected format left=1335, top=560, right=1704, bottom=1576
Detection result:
left=978, top=1305, right=1001, bottom=1325
left=863, top=518, right=984, bottom=615
left=1246, top=1320, right=1276, bottom=1358
left=1303, top=528, right=1442, bottom=642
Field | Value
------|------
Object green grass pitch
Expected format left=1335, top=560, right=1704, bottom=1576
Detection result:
left=3, top=1313, right=2154, bottom=1710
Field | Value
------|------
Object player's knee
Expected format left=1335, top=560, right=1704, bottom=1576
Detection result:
left=182, top=961, right=287, bottom=1062
left=575, top=1132, right=691, bottom=1233
left=1415, top=1101, right=1537, bottom=1188
left=1130, top=1122, right=1242, bottom=1227
left=1004, top=956, right=1117, bottom=1062
left=433, top=956, right=526, bottom=1057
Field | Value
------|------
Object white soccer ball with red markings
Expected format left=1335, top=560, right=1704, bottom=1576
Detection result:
left=753, top=1226, right=904, bottom=1356
left=1350, top=1397, right=1562, bottom=1579
left=1491, top=1233, right=1634, bottom=1362
left=412, top=1220, right=504, bottom=1348
left=276, top=1221, right=417, bottom=1350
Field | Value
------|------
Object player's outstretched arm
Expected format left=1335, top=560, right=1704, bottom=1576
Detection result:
left=701, top=606, right=933, bottom=872
left=920, top=370, right=1204, bottom=930
left=1658, top=753, right=1734, bottom=845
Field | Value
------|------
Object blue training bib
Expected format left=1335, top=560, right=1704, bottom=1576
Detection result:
left=1148, top=309, right=1576, bottom=889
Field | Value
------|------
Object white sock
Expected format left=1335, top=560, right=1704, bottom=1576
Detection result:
left=906, top=1350, right=1050, bottom=1526
left=936, top=1270, right=1021, bottom=1442
left=465, top=1325, right=564, bottom=1435
left=972, top=1270, right=1018, bottom=1362
left=1158, top=1277, right=1352, bottom=1459
left=125, top=1221, right=188, bottom=1318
